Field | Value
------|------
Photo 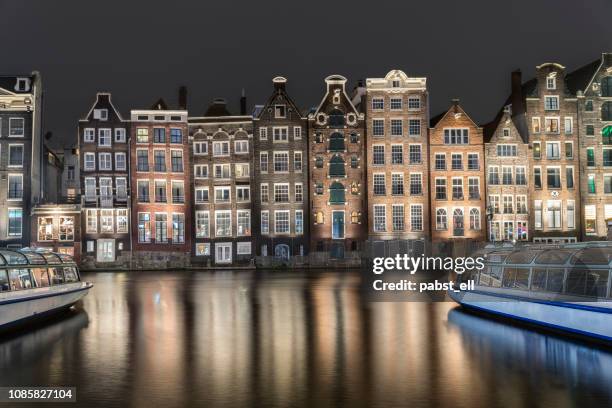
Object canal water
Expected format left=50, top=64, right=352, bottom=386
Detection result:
left=1, top=271, right=611, bottom=408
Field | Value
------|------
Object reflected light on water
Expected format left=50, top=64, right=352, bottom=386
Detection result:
left=0, top=270, right=610, bottom=408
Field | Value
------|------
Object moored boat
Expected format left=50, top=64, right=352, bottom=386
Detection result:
left=0, top=248, right=92, bottom=330
left=449, top=242, right=612, bottom=342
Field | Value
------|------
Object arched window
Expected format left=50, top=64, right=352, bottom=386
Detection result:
left=469, top=208, right=481, bottom=230
left=602, top=101, right=612, bottom=121
left=436, top=209, right=447, bottom=230
left=274, top=244, right=290, bottom=260
left=329, top=132, right=345, bottom=152
left=315, top=211, right=324, bottom=224
left=602, top=76, right=612, bottom=97
left=329, top=155, right=346, bottom=177
left=453, top=208, right=464, bottom=236
left=351, top=211, right=360, bottom=224
left=315, top=156, right=324, bottom=168
left=329, top=109, right=345, bottom=128
left=329, top=182, right=345, bottom=204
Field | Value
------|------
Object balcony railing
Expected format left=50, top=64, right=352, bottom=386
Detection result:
left=84, top=194, right=129, bottom=207
left=172, top=195, right=185, bottom=204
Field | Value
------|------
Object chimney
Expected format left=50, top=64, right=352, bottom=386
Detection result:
left=510, top=69, right=524, bottom=116
left=451, top=98, right=460, bottom=113
left=178, top=86, right=187, bottom=110
left=240, top=89, right=247, bottom=115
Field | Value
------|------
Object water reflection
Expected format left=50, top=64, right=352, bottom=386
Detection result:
left=0, top=271, right=610, bottom=408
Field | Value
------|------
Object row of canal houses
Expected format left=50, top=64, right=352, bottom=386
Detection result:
left=3, top=53, right=612, bottom=267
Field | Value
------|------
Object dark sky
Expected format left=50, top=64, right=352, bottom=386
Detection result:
left=3, top=0, right=612, bottom=149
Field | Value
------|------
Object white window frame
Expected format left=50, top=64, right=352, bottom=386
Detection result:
left=98, top=128, right=112, bottom=147
left=194, top=164, right=208, bottom=179
left=84, top=153, right=96, bottom=171
left=114, top=128, right=126, bottom=143
left=7, top=144, right=24, bottom=167
left=274, top=210, right=290, bottom=234
left=115, top=152, right=127, bottom=171
left=98, top=152, right=112, bottom=171
left=84, top=128, right=95, bottom=143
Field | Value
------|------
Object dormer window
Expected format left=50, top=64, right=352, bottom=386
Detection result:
left=274, top=105, right=286, bottom=118
left=546, top=74, right=556, bottom=90
left=15, top=78, right=30, bottom=92
left=94, top=109, right=108, bottom=121
left=503, top=128, right=510, bottom=137
left=392, top=80, right=400, bottom=88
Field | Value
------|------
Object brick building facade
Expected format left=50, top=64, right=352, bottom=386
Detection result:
left=78, top=93, right=131, bottom=265
left=429, top=101, right=486, bottom=244
left=309, top=75, right=367, bottom=257
left=525, top=64, right=580, bottom=243
left=576, top=53, right=612, bottom=239
left=484, top=108, right=530, bottom=241
left=130, top=101, right=191, bottom=267
left=253, top=77, right=308, bottom=259
left=0, top=73, right=43, bottom=248
left=365, top=70, right=430, bottom=242
left=189, top=98, right=254, bottom=265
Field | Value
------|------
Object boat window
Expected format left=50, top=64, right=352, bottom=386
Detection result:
left=0, top=251, right=28, bottom=265
left=587, top=270, right=608, bottom=298
left=458, top=269, right=478, bottom=285
left=502, top=268, right=517, bottom=288
left=535, top=250, right=573, bottom=265
left=530, top=268, right=547, bottom=292
left=480, top=265, right=502, bottom=287
left=570, top=248, right=612, bottom=266
left=546, top=268, right=565, bottom=293
left=48, top=267, right=65, bottom=285
left=58, top=254, right=75, bottom=264
left=501, top=267, right=530, bottom=289
left=0, top=270, right=9, bottom=292
left=8, top=269, right=36, bottom=290
left=42, top=253, right=62, bottom=264
left=21, top=251, right=46, bottom=265
left=63, top=267, right=79, bottom=283
left=32, top=268, right=51, bottom=287
left=565, top=269, right=587, bottom=296
left=485, top=251, right=510, bottom=264
left=515, top=268, right=530, bottom=289
left=490, top=266, right=502, bottom=287
left=505, top=251, right=538, bottom=264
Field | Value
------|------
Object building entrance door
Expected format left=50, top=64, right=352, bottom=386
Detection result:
left=332, top=211, right=345, bottom=239
left=215, top=243, right=232, bottom=264
left=97, top=239, right=115, bottom=262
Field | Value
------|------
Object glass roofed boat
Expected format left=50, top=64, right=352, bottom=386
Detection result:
left=0, top=248, right=92, bottom=330
left=450, top=242, right=612, bottom=343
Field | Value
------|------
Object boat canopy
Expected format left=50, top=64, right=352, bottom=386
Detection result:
left=0, top=248, right=75, bottom=267
left=479, top=242, right=612, bottom=268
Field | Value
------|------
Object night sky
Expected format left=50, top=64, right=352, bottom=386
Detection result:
left=3, top=0, right=612, bottom=148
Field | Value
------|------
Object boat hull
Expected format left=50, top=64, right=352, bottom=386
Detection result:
left=449, top=290, right=612, bottom=342
left=0, top=283, right=93, bottom=330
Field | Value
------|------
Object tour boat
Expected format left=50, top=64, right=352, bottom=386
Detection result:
left=449, top=242, right=612, bottom=342
left=0, top=248, right=92, bottom=330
